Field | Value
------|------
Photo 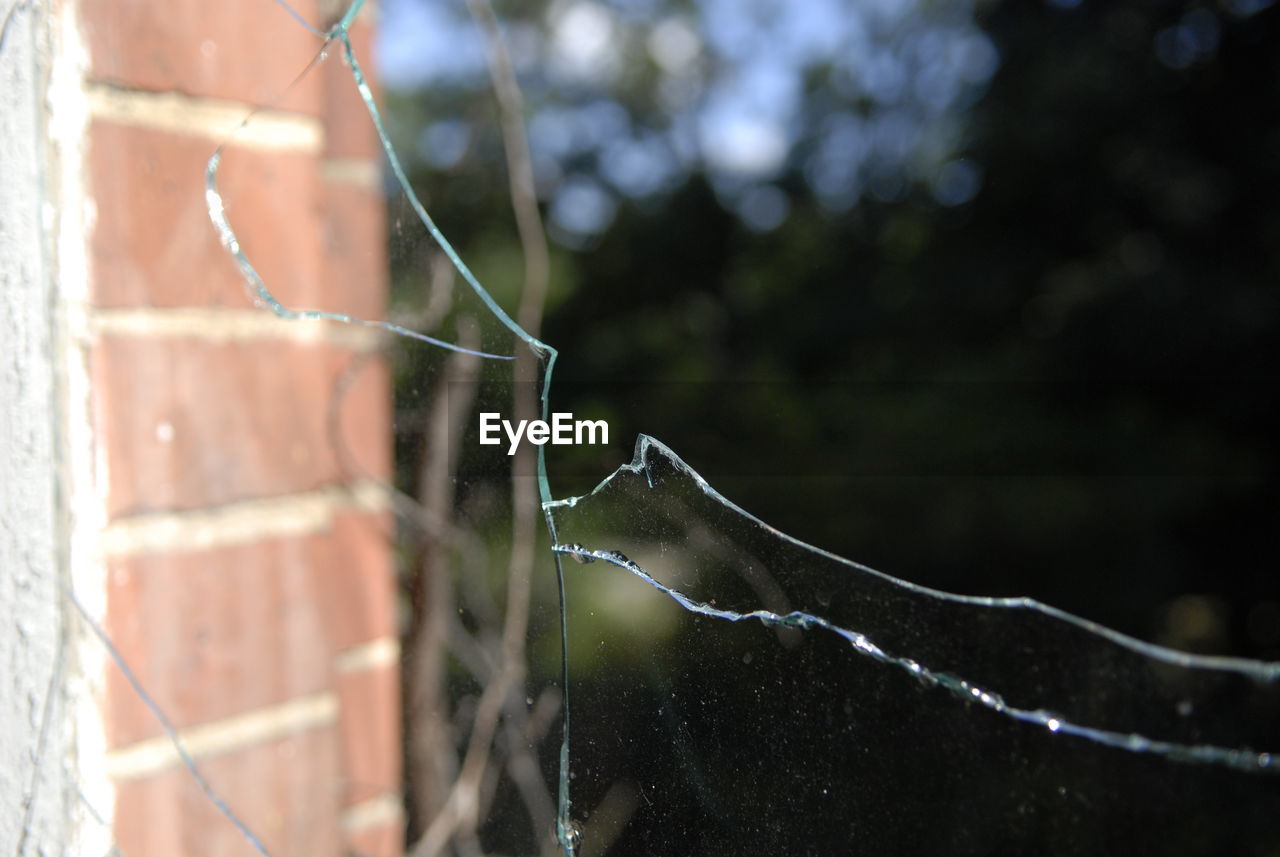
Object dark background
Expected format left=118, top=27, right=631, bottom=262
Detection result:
left=382, top=1, right=1280, bottom=852
left=389, top=0, right=1279, bottom=660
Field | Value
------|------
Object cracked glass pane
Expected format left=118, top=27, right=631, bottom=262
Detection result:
left=193, top=1, right=1280, bottom=856
left=547, top=436, right=1279, bottom=854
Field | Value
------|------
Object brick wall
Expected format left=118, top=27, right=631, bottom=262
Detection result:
left=64, top=1, right=402, bottom=854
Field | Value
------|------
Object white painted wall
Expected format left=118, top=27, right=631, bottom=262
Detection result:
left=1, top=2, right=73, bottom=853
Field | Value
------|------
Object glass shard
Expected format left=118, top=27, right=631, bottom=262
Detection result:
left=547, top=435, right=1280, bottom=855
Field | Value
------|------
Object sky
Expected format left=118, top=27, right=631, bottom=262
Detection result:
left=373, top=0, right=1000, bottom=238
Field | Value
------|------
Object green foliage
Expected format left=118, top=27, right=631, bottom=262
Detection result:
left=391, top=0, right=1280, bottom=660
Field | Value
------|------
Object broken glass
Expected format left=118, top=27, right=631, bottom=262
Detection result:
left=547, top=435, right=1279, bottom=854
left=56, top=1, right=1280, bottom=857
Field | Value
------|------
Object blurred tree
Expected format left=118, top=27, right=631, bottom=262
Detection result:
left=386, top=0, right=1280, bottom=682
left=382, top=2, right=1280, bottom=853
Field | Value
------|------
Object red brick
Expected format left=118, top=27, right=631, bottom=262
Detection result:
left=90, top=121, right=389, bottom=316
left=93, top=337, right=390, bottom=518
left=345, top=818, right=405, bottom=857
left=91, top=121, right=360, bottom=314
left=314, top=511, right=398, bottom=655
left=323, top=181, right=387, bottom=320
left=333, top=351, right=393, bottom=484
left=114, top=727, right=342, bottom=857
left=336, top=664, right=400, bottom=807
left=83, top=0, right=325, bottom=116
left=87, top=4, right=398, bottom=856
left=105, top=510, right=394, bottom=748
left=323, top=19, right=382, bottom=160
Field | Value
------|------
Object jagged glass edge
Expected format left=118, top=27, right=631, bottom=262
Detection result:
left=203, top=4, right=579, bottom=849
left=547, top=433, right=1280, bottom=774
left=194, top=7, right=1280, bottom=856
